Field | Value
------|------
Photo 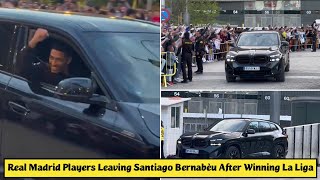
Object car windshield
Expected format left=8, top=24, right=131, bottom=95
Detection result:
left=237, top=33, right=279, bottom=47
left=85, top=32, right=160, bottom=103
left=209, top=120, right=247, bottom=132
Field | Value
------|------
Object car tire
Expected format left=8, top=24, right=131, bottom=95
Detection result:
left=275, top=61, right=285, bottom=82
left=226, top=73, right=236, bottom=82
left=225, top=146, right=241, bottom=158
left=272, top=144, right=285, bottom=158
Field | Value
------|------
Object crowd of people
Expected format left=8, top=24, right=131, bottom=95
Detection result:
left=0, top=0, right=160, bottom=23
left=161, top=22, right=320, bottom=86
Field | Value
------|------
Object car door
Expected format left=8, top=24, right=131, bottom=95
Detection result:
left=258, top=121, right=274, bottom=156
left=241, top=121, right=261, bottom=157
left=0, top=21, right=20, bottom=172
left=2, top=25, right=133, bottom=162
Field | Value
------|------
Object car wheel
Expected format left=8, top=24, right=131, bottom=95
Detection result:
left=226, top=73, right=236, bottom=82
left=275, top=61, right=285, bottom=82
left=225, top=146, right=241, bottom=158
left=272, top=144, right=285, bottom=158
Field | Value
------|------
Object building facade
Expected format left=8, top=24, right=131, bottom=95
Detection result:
left=211, top=0, right=320, bottom=27
left=162, top=91, right=320, bottom=132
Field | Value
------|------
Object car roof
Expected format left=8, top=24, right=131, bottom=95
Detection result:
left=222, top=118, right=277, bottom=123
left=242, top=31, right=278, bottom=34
left=0, top=8, right=159, bottom=33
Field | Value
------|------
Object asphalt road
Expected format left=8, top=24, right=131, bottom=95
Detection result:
left=164, top=50, right=320, bottom=90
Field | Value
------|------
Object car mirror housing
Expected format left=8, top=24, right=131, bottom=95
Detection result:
left=54, top=77, right=100, bottom=104
left=246, top=129, right=255, bottom=134
left=281, top=41, right=289, bottom=47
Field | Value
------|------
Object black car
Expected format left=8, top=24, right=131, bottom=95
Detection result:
left=176, top=119, right=288, bottom=159
left=225, top=31, right=290, bottom=82
left=0, top=8, right=160, bottom=173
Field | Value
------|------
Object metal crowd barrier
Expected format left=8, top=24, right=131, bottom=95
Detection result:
left=161, top=52, right=177, bottom=87
left=288, top=37, right=319, bottom=51
left=284, top=123, right=320, bottom=163
left=192, top=41, right=233, bottom=63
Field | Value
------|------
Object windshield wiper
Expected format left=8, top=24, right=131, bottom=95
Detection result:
left=131, top=56, right=160, bottom=67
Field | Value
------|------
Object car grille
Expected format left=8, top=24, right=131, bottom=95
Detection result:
left=181, top=138, right=208, bottom=148
left=193, top=139, right=208, bottom=148
left=254, top=55, right=269, bottom=64
left=236, top=55, right=250, bottom=64
left=181, top=138, right=192, bottom=147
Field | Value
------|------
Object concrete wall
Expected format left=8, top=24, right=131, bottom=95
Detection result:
left=285, top=123, right=320, bottom=164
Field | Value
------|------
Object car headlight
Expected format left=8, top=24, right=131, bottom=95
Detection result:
left=177, top=139, right=181, bottom=144
left=226, top=54, right=235, bottom=62
left=270, top=54, right=281, bottom=62
left=210, top=139, right=223, bottom=146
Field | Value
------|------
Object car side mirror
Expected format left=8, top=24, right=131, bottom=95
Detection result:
left=246, top=129, right=255, bottom=134
left=54, top=78, right=106, bottom=106
left=281, top=41, right=289, bottom=47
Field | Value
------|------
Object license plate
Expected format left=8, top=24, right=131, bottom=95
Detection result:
left=244, top=67, right=260, bottom=71
left=185, top=149, right=199, bottom=154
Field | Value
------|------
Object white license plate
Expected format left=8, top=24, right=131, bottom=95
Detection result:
left=185, top=149, right=199, bottom=154
left=244, top=67, right=260, bottom=71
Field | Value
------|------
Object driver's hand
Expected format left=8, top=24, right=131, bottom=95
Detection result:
left=29, top=28, right=49, bottom=48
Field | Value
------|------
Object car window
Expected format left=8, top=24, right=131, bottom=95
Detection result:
left=209, top=120, right=247, bottom=132
left=248, top=121, right=259, bottom=133
left=85, top=32, right=160, bottom=103
left=269, top=123, right=278, bottom=131
left=237, top=33, right=279, bottom=46
left=259, top=122, right=271, bottom=132
left=0, top=23, right=16, bottom=72
left=14, top=28, right=107, bottom=99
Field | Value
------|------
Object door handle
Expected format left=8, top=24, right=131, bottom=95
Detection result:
left=8, top=101, right=30, bottom=116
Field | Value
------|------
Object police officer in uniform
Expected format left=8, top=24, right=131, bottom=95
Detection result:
left=194, top=30, right=205, bottom=74
left=181, top=32, right=194, bottom=83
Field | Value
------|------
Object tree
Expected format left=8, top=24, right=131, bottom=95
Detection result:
left=164, top=0, right=219, bottom=25
left=188, top=0, right=220, bottom=25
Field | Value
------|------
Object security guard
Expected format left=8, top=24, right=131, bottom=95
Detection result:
left=181, top=32, right=194, bottom=83
left=194, top=30, right=206, bottom=74
left=161, top=121, right=165, bottom=158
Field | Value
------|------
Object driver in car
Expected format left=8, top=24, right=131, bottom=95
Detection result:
left=19, top=28, right=72, bottom=86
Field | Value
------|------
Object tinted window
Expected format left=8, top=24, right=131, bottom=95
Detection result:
left=259, top=122, right=271, bottom=132
left=86, top=32, right=160, bottom=103
left=0, top=23, right=15, bottom=71
left=209, top=120, right=247, bottom=132
left=237, top=33, right=279, bottom=46
left=248, top=122, right=259, bottom=133
left=270, top=123, right=279, bottom=131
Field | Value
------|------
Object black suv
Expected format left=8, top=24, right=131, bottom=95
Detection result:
left=0, top=8, right=160, bottom=172
left=225, top=31, right=290, bottom=82
left=176, top=119, right=288, bottom=159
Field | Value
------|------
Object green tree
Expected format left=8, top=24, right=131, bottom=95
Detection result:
left=188, top=0, right=220, bottom=25
left=164, top=0, right=219, bottom=25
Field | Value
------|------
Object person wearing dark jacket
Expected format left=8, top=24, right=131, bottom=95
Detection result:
left=181, top=32, right=194, bottom=83
left=18, top=28, right=72, bottom=86
left=194, top=28, right=207, bottom=74
left=312, top=30, right=317, bottom=52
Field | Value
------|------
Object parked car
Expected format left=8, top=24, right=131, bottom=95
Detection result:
left=176, top=119, right=288, bottom=159
left=225, top=31, right=290, bottom=82
left=0, top=8, right=160, bottom=175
